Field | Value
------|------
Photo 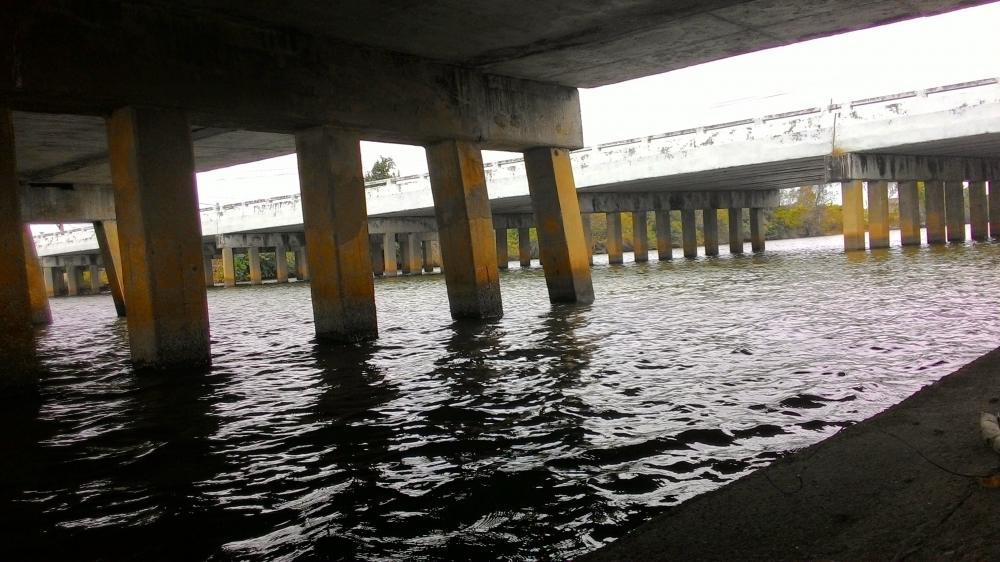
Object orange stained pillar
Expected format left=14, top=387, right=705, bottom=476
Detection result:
left=222, top=247, right=236, bottom=287
left=524, top=147, right=595, bottom=303
left=248, top=246, right=263, bottom=285
left=379, top=233, right=398, bottom=277
left=897, top=181, right=921, bottom=246
left=581, top=213, right=594, bottom=266
left=107, top=106, right=210, bottom=368
left=841, top=180, right=865, bottom=251
left=427, top=140, right=503, bottom=319
left=655, top=209, right=672, bottom=260
left=22, top=225, right=52, bottom=325
left=495, top=227, right=509, bottom=270
left=370, top=235, right=385, bottom=276
left=295, top=126, right=378, bottom=340
left=944, top=181, right=966, bottom=242
left=867, top=181, right=890, bottom=249
left=274, top=240, right=289, bottom=283
left=606, top=212, right=624, bottom=264
left=924, top=180, right=946, bottom=244
left=631, top=211, right=649, bottom=262
left=422, top=240, right=436, bottom=273
left=400, top=233, right=422, bottom=275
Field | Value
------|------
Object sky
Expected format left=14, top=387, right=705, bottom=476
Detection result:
left=187, top=3, right=1000, bottom=207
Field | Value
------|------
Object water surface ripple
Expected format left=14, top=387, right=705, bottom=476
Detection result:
left=4, top=235, right=1000, bottom=560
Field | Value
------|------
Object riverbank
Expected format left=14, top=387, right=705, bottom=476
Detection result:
left=582, top=346, right=1000, bottom=561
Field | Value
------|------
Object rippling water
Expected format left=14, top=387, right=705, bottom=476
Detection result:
left=4, top=233, right=1000, bottom=560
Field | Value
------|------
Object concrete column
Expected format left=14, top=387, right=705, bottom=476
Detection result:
left=22, top=225, right=51, bottom=325
left=518, top=227, right=532, bottom=267
left=66, top=266, right=81, bottom=297
left=750, top=208, right=766, bottom=253
left=703, top=209, right=719, bottom=256
left=728, top=208, right=744, bottom=254
left=969, top=181, right=988, bottom=241
left=944, top=181, right=966, bottom=242
left=422, top=240, right=435, bottom=273
left=582, top=214, right=594, bottom=266
left=632, top=211, right=649, bottom=262
left=606, top=212, right=624, bottom=264
left=990, top=182, right=1000, bottom=240
left=426, top=139, right=502, bottom=319
left=897, top=181, right=921, bottom=246
left=524, top=147, right=595, bottom=303
left=43, top=267, right=59, bottom=298
left=222, top=247, right=236, bottom=287
left=203, top=255, right=215, bottom=287
left=841, top=180, right=866, bottom=251
left=95, top=221, right=126, bottom=315
left=107, top=106, right=210, bottom=367
left=248, top=247, right=263, bottom=285
left=380, top=233, right=397, bottom=276
left=681, top=209, right=697, bottom=258
left=925, top=181, right=946, bottom=244
left=430, top=240, right=442, bottom=271
left=297, top=247, right=310, bottom=281
left=867, top=181, right=890, bottom=249
left=295, top=126, right=378, bottom=340
left=89, top=264, right=101, bottom=293
left=400, top=233, right=421, bottom=275
left=655, top=209, right=672, bottom=260
left=370, top=235, right=385, bottom=276
left=495, top=228, right=509, bottom=270
left=275, top=241, right=289, bottom=283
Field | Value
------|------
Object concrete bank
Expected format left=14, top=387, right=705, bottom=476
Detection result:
left=583, top=347, right=1000, bottom=561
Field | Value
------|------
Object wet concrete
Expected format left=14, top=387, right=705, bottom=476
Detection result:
left=583, top=346, right=1000, bottom=561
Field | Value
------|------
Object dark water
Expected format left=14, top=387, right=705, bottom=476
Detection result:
left=4, top=234, right=1000, bottom=561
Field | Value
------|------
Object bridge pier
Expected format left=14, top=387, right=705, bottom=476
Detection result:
left=582, top=214, right=594, bottom=266
left=631, top=211, right=649, bottom=262
left=728, top=208, right=744, bottom=254
left=518, top=227, right=532, bottom=267
left=378, top=234, right=397, bottom=277
left=222, top=247, right=236, bottom=287
left=681, top=209, right=697, bottom=258
left=606, top=212, right=624, bottom=264
left=841, top=181, right=866, bottom=251
left=66, top=266, right=81, bottom=297
left=524, top=147, right=594, bottom=303
left=275, top=241, right=289, bottom=283
left=924, top=181, right=946, bottom=245
left=422, top=240, right=437, bottom=273
left=898, top=181, right=921, bottom=246
left=400, top=233, right=421, bottom=275
left=107, top=106, right=211, bottom=368
left=969, top=181, right=988, bottom=241
left=703, top=209, right=719, bottom=256
left=868, top=181, right=890, bottom=249
left=203, top=254, right=215, bottom=287
left=990, top=183, right=1000, bottom=239
left=248, top=247, right=263, bottom=285
left=427, top=140, right=502, bottom=320
left=43, top=267, right=63, bottom=298
left=23, top=225, right=51, bottom=325
left=750, top=208, right=766, bottom=253
left=495, top=228, right=509, bottom=270
left=945, top=181, right=966, bottom=242
left=89, top=264, right=101, bottom=294
left=655, top=209, right=672, bottom=260
left=296, top=126, right=378, bottom=341
left=370, top=235, right=385, bottom=277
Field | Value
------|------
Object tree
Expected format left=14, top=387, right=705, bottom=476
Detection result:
left=365, top=156, right=398, bottom=182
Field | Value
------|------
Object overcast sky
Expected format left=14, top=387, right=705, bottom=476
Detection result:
left=194, top=2, right=1000, bottom=206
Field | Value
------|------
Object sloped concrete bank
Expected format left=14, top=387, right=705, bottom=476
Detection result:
left=583, top=347, right=1000, bottom=561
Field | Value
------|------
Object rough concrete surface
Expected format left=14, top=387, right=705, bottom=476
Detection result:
left=582, top=347, right=1000, bottom=562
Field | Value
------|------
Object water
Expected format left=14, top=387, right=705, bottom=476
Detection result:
left=4, top=234, right=1000, bottom=560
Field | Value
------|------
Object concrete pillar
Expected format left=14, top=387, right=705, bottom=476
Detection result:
left=524, top=147, right=594, bottom=303
left=107, top=106, right=210, bottom=367
left=990, top=182, right=1000, bottom=240
left=203, top=255, right=215, bottom=288
left=400, top=233, right=421, bottom=275
left=655, top=209, right=672, bottom=260
left=380, top=234, right=397, bottom=277
left=582, top=214, right=594, bottom=266
left=945, top=181, right=966, bottom=242
left=867, top=181, right=890, bottom=249
left=295, top=126, right=378, bottom=340
left=222, top=247, right=236, bottom=287
left=370, top=235, right=385, bottom=276
left=681, top=209, right=697, bottom=258
left=0, top=107, right=36, bottom=375
left=518, top=227, right=532, bottom=267
left=275, top=240, right=289, bottom=283
left=95, top=221, right=126, bottom=316
left=297, top=247, right=310, bottom=281
left=750, top=208, right=766, bottom=253
left=66, top=266, right=81, bottom=297
left=728, top=208, right=744, bottom=254
left=703, top=209, right=719, bottom=256
left=422, top=240, right=435, bottom=273
left=22, top=225, right=51, bottom=325
left=924, top=180, right=946, bottom=245
left=969, top=181, right=989, bottom=242
left=606, top=212, right=624, bottom=264
left=248, top=247, right=263, bottom=285
left=495, top=228, right=509, bottom=270
left=430, top=240, right=442, bottom=271
left=897, top=181, right=921, bottom=246
left=89, top=264, right=101, bottom=293
left=841, top=180, right=866, bottom=251
left=43, top=267, right=59, bottom=298
left=426, top=139, right=502, bottom=319
left=632, top=211, right=649, bottom=262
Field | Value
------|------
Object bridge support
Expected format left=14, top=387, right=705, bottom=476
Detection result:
left=370, top=235, right=385, bottom=276
left=945, top=181, right=966, bottom=242
left=841, top=181, right=866, bottom=251
left=275, top=241, right=289, bottom=283
left=495, top=228, right=509, bottom=270
left=681, top=209, right=697, bottom=258
left=750, top=208, right=766, bottom=253
left=703, top=209, right=719, bottom=256
left=378, top=234, right=397, bottom=277
left=427, top=140, right=503, bottom=319
left=400, top=233, right=421, bottom=275
left=222, top=247, right=236, bottom=287
left=518, top=227, right=532, bottom=267
left=582, top=214, right=594, bottom=265
left=524, top=147, right=594, bottom=303
left=248, top=247, right=263, bottom=285
left=728, top=208, right=744, bottom=254
left=606, top=212, right=624, bottom=264
left=897, top=181, right=921, bottom=246
left=89, top=264, right=101, bottom=294
left=655, top=209, right=672, bottom=260
left=107, top=106, right=210, bottom=368
left=66, top=266, right=81, bottom=297
left=203, top=255, right=215, bottom=287
left=632, top=211, right=649, bottom=262
left=296, top=126, right=378, bottom=340
left=43, top=267, right=64, bottom=298
left=925, top=181, right=946, bottom=244
left=868, top=181, right=890, bottom=249
left=990, top=183, right=1000, bottom=239
left=969, top=181, right=988, bottom=241
left=22, top=225, right=51, bottom=325
left=422, top=240, right=437, bottom=273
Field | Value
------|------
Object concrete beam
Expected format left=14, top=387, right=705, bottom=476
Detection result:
left=368, top=217, right=437, bottom=235
left=216, top=232, right=304, bottom=250
left=38, top=254, right=100, bottom=268
left=492, top=214, right=536, bottom=230
left=577, top=190, right=779, bottom=213
left=826, top=153, right=1000, bottom=183
left=20, top=183, right=116, bottom=223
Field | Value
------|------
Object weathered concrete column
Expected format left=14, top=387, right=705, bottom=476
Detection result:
left=422, top=240, right=435, bottom=273
left=582, top=214, right=594, bottom=266
left=89, top=264, right=101, bottom=293
left=681, top=209, right=697, bottom=258
left=203, top=255, right=215, bottom=287
left=275, top=241, right=289, bottom=283
left=728, top=208, right=744, bottom=254
left=426, top=140, right=502, bottom=319
left=248, top=247, right=263, bottom=285
left=380, top=234, right=397, bottom=277
left=107, top=106, right=210, bottom=367
left=400, top=233, right=421, bottom=275
left=222, top=247, right=236, bottom=287
left=606, top=212, right=624, bottom=264
left=370, top=235, right=385, bottom=276
left=94, top=221, right=126, bottom=315
left=524, top=147, right=594, bottom=303
left=43, top=267, right=59, bottom=298
left=750, top=208, right=766, bottom=253
left=22, top=226, right=51, bottom=325
left=969, top=181, right=988, bottom=241
left=703, top=209, right=719, bottom=256
left=632, top=211, right=649, bottom=262
left=867, top=181, right=890, bottom=249
left=66, top=266, right=81, bottom=297
left=897, top=181, right=921, bottom=246
left=518, top=227, right=532, bottom=267
left=295, top=126, right=378, bottom=340
left=430, top=240, right=442, bottom=271
left=841, top=180, right=866, bottom=251
left=924, top=180, right=946, bottom=244
left=655, top=209, right=672, bottom=260
left=495, top=228, right=509, bottom=270
left=944, top=181, right=966, bottom=242
left=989, top=182, right=1000, bottom=240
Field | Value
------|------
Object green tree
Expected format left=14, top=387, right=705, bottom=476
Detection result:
left=365, top=156, right=398, bottom=182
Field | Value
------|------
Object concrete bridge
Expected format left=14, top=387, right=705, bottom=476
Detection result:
left=2, top=0, right=997, bottom=373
